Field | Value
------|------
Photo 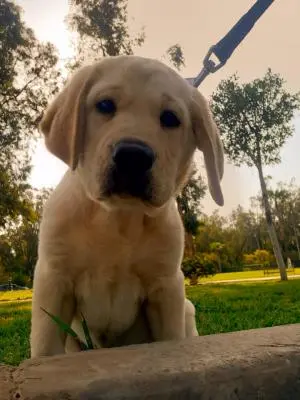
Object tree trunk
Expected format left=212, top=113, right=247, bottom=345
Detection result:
left=216, top=252, right=222, bottom=272
left=254, top=234, right=261, bottom=249
left=257, top=163, right=287, bottom=281
left=185, top=232, right=195, bottom=257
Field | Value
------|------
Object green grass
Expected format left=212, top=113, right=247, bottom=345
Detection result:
left=2, top=280, right=300, bottom=366
left=0, top=301, right=31, bottom=365
left=0, top=289, right=33, bottom=302
left=199, top=267, right=300, bottom=283
left=187, top=279, right=300, bottom=335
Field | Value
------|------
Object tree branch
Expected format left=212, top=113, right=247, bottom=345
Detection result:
left=0, top=76, right=38, bottom=108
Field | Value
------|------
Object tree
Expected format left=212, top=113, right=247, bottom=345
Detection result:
left=0, top=188, right=52, bottom=285
left=230, top=205, right=263, bottom=253
left=195, top=211, right=227, bottom=252
left=209, top=241, right=225, bottom=272
left=211, top=70, right=300, bottom=280
left=176, top=168, right=207, bottom=256
left=254, top=180, right=300, bottom=261
left=165, top=44, right=185, bottom=71
left=269, top=183, right=300, bottom=261
left=0, top=0, right=60, bottom=229
left=194, top=211, right=236, bottom=271
left=66, top=0, right=145, bottom=69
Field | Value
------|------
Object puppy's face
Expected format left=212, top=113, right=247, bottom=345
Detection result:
left=40, top=56, right=224, bottom=212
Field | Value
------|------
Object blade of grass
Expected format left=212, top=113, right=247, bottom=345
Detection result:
left=80, top=313, right=94, bottom=350
left=41, top=307, right=88, bottom=350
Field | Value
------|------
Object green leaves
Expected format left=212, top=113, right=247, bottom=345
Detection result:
left=182, top=254, right=218, bottom=284
left=0, top=1, right=60, bottom=230
left=211, top=70, right=300, bottom=168
left=67, top=0, right=145, bottom=69
left=80, top=313, right=94, bottom=350
left=41, top=308, right=95, bottom=351
left=166, top=44, right=185, bottom=71
left=41, top=308, right=80, bottom=339
left=177, top=168, right=207, bottom=235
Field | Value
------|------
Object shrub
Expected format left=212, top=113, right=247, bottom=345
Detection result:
left=11, top=272, right=30, bottom=288
left=182, top=254, right=217, bottom=285
left=243, top=249, right=274, bottom=267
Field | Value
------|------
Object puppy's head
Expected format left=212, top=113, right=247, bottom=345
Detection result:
left=40, top=56, right=224, bottom=213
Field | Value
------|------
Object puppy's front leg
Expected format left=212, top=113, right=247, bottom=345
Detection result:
left=146, top=271, right=185, bottom=342
left=31, top=260, right=74, bottom=358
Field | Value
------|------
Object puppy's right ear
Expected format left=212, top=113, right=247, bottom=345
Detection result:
left=39, top=65, right=93, bottom=170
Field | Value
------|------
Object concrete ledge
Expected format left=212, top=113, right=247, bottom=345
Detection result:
left=2, top=324, right=300, bottom=399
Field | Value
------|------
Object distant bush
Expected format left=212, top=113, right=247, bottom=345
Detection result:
left=182, top=254, right=217, bottom=285
left=243, top=249, right=274, bottom=266
left=11, top=272, right=30, bottom=288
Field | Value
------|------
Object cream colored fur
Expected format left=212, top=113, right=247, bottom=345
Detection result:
left=30, top=55, right=223, bottom=357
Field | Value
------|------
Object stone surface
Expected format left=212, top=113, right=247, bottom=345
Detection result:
left=1, top=324, right=300, bottom=399
left=0, top=365, right=16, bottom=400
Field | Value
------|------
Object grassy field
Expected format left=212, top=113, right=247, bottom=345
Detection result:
left=1, top=280, right=300, bottom=365
left=200, top=267, right=300, bottom=283
left=0, top=289, right=33, bottom=302
left=0, top=300, right=31, bottom=365
left=188, top=280, right=300, bottom=335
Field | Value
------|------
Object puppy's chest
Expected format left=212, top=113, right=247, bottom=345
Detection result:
left=75, top=266, right=143, bottom=336
left=73, top=222, right=147, bottom=335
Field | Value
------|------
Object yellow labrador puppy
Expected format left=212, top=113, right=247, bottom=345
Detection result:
left=31, top=55, right=224, bottom=357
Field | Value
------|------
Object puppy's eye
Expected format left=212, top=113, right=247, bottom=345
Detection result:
left=160, top=110, right=181, bottom=128
left=95, top=99, right=116, bottom=115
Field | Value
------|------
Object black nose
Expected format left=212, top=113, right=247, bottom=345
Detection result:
left=112, top=139, right=155, bottom=174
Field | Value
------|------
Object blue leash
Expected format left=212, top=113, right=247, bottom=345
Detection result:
left=187, top=0, right=275, bottom=88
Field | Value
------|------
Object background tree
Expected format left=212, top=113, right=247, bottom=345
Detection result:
left=230, top=205, right=263, bottom=253
left=0, top=1, right=60, bottom=284
left=177, top=169, right=207, bottom=256
left=0, top=0, right=60, bottom=229
left=0, top=188, right=52, bottom=286
left=195, top=211, right=234, bottom=271
left=254, top=180, right=300, bottom=261
left=165, top=44, right=185, bottom=71
left=66, top=0, right=145, bottom=69
left=211, top=69, right=300, bottom=280
left=209, top=241, right=225, bottom=272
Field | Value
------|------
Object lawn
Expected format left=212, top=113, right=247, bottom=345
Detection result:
left=200, top=267, right=300, bottom=283
left=0, top=289, right=33, bottom=302
left=188, top=280, right=300, bottom=335
left=0, top=300, right=31, bottom=365
left=1, top=280, right=300, bottom=366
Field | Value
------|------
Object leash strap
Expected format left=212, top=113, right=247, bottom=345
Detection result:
left=186, top=0, right=275, bottom=88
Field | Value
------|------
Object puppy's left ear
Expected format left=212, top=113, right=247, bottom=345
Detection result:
left=191, top=89, right=224, bottom=206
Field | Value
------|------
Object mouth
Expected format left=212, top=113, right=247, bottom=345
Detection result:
left=103, top=165, right=153, bottom=203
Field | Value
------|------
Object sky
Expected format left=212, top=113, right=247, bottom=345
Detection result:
left=16, top=0, right=300, bottom=216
